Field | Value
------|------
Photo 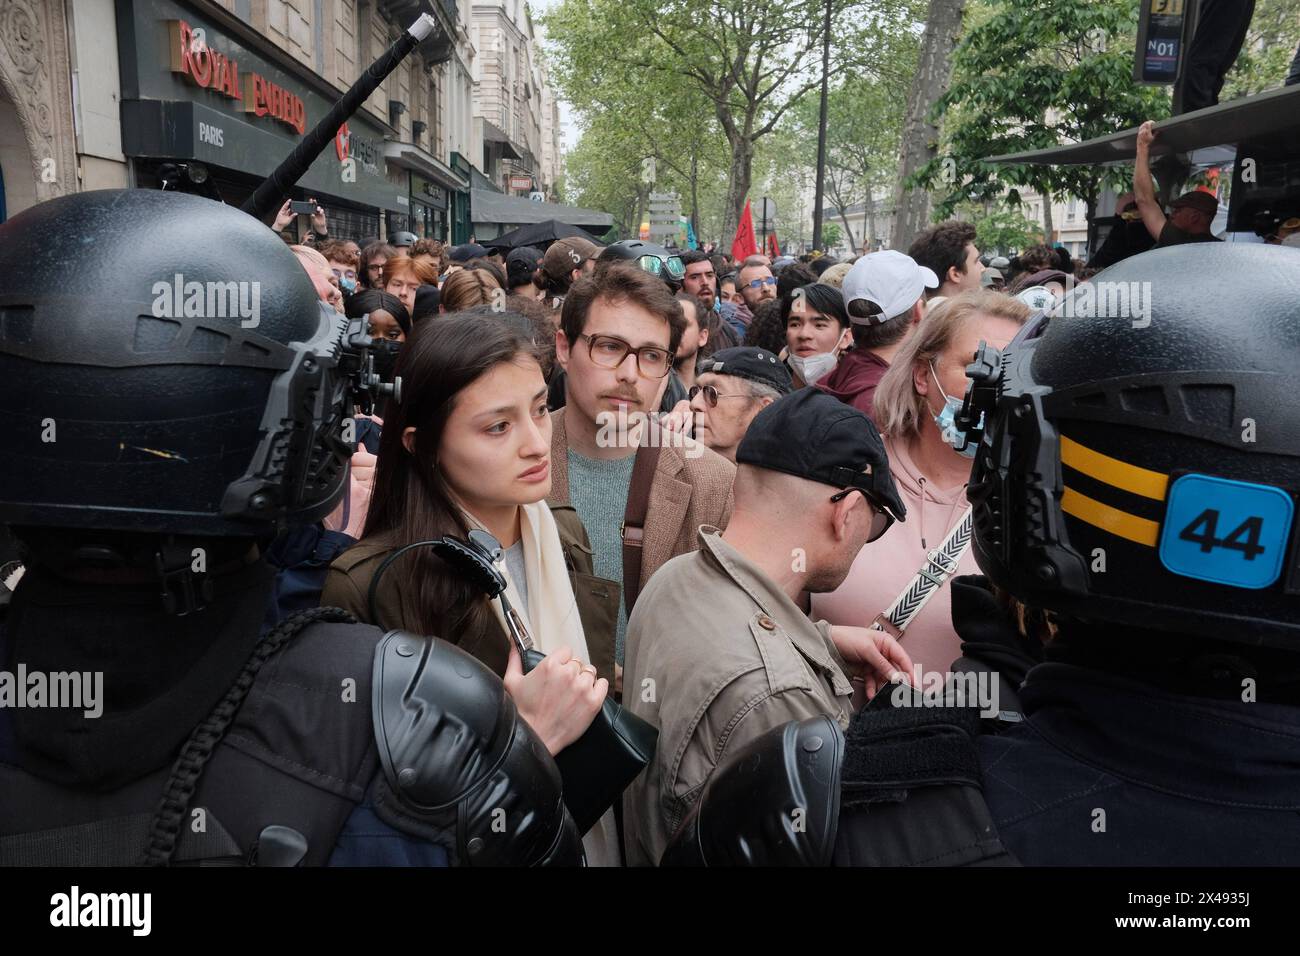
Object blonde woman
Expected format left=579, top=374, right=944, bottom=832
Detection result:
left=812, top=290, right=1030, bottom=675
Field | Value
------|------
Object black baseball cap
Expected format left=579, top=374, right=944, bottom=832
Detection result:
left=697, top=347, right=792, bottom=395
left=506, top=245, right=543, bottom=286
left=449, top=242, right=489, bottom=263
left=737, top=389, right=906, bottom=521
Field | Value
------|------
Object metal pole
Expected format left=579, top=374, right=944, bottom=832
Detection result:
left=761, top=196, right=768, bottom=254
left=811, top=0, right=831, bottom=250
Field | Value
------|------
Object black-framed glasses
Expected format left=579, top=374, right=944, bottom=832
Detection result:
left=829, top=487, right=896, bottom=542
left=688, top=384, right=751, bottom=407
left=746, top=276, right=778, bottom=290
left=579, top=333, right=672, bottom=378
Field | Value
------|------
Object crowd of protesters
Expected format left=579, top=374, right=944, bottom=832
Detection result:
left=259, top=123, right=1299, bottom=866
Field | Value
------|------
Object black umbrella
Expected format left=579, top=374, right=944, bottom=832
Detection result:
left=485, top=219, right=606, bottom=251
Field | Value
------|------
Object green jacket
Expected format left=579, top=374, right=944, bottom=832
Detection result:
left=320, top=504, right=620, bottom=683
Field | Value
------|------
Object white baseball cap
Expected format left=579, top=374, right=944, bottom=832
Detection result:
left=842, top=250, right=939, bottom=324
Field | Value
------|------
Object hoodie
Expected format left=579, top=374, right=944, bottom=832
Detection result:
left=811, top=435, right=978, bottom=675
left=815, top=348, right=890, bottom=419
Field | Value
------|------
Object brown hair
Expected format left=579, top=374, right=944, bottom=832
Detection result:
left=560, top=263, right=687, bottom=354
left=361, top=313, right=543, bottom=641
left=439, top=267, right=502, bottom=313
left=873, top=289, right=1030, bottom=439
left=381, top=254, right=439, bottom=290
left=409, top=238, right=445, bottom=274
left=317, top=240, right=359, bottom=268
left=907, top=221, right=977, bottom=288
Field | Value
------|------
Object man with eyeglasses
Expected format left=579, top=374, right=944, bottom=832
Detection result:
left=551, top=264, right=737, bottom=684
left=318, top=240, right=360, bottom=300
left=687, top=347, right=791, bottom=462
left=622, top=388, right=911, bottom=865
left=736, top=261, right=778, bottom=311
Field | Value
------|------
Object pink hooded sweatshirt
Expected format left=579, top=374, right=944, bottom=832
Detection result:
left=811, top=435, right=978, bottom=676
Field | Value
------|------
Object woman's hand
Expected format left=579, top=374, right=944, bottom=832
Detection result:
left=504, top=644, right=607, bottom=755
left=828, top=625, right=915, bottom=699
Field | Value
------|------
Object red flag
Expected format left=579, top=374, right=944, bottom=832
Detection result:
left=731, top=199, right=758, bottom=262
left=766, top=230, right=781, bottom=258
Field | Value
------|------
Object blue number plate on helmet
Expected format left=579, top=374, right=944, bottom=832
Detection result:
left=1158, top=474, right=1295, bottom=590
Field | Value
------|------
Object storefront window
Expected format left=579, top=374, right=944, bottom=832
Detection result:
left=325, top=207, right=382, bottom=243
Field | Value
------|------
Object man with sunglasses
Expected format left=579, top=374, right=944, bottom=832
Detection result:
left=687, top=347, right=792, bottom=462
left=551, top=265, right=737, bottom=684
left=622, top=388, right=911, bottom=866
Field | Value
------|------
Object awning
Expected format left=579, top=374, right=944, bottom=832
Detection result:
left=383, top=141, right=469, bottom=192
left=470, top=188, right=613, bottom=233
left=482, top=121, right=522, bottom=161
left=986, top=84, right=1300, bottom=167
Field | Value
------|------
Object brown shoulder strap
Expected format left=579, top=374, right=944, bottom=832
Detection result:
left=621, top=442, right=661, bottom=614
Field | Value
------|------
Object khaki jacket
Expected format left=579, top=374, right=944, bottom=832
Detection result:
left=319, top=505, right=619, bottom=683
left=546, top=407, right=737, bottom=594
left=621, top=527, right=855, bottom=866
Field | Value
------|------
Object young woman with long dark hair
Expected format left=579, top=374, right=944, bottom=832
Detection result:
left=321, top=310, right=622, bottom=862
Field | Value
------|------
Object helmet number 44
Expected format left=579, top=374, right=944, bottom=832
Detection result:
left=1158, top=474, right=1294, bottom=590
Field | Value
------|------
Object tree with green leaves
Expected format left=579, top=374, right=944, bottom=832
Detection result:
left=543, top=0, right=920, bottom=244
left=774, top=69, right=910, bottom=252
left=957, top=202, right=1042, bottom=255
left=912, top=0, right=1169, bottom=239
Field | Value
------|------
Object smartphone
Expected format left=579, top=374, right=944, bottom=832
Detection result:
left=289, top=200, right=317, bottom=215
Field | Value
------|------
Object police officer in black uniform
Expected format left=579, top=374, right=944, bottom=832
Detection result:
left=664, top=242, right=1300, bottom=866
left=0, top=189, right=582, bottom=867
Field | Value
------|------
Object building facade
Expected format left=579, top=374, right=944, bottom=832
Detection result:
left=0, top=0, right=486, bottom=242
left=470, top=0, right=556, bottom=199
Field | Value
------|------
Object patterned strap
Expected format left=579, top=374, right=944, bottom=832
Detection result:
left=872, top=507, right=973, bottom=638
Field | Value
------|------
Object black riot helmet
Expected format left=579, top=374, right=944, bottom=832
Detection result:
left=959, top=243, right=1300, bottom=649
left=596, top=239, right=685, bottom=289
left=0, top=189, right=374, bottom=542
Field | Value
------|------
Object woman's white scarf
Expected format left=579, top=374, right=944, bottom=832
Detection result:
left=457, top=500, right=622, bottom=865
left=458, top=499, right=590, bottom=664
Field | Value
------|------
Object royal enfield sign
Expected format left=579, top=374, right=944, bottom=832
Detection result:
left=117, top=0, right=404, bottom=213
left=168, top=19, right=306, bottom=134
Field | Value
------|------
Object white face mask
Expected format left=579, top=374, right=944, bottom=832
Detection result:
left=789, top=351, right=839, bottom=384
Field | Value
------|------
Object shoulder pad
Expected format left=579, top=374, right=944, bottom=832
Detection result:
left=660, top=716, right=843, bottom=867
left=370, top=630, right=583, bottom=866
left=833, top=696, right=1017, bottom=867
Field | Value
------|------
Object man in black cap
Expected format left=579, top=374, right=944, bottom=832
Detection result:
left=621, top=388, right=913, bottom=865
left=506, top=245, right=544, bottom=300
left=1134, top=121, right=1222, bottom=247
left=688, top=347, right=792, bottom=462
left=447, top=242, right=490, bottom=270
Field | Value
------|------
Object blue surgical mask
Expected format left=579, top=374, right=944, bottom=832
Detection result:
left=930, top=361, right=978, bottom=458
left=340, top=276, right=358, bottom=294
